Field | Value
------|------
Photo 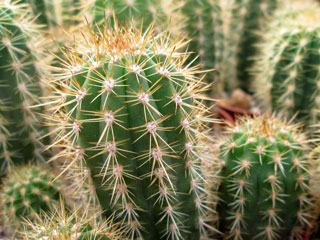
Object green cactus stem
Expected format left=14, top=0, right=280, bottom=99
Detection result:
left=226, top=0, right=278, bottom=92
left=44, top=21, right=216, bottom=239
left=179, top=0, right=224, bottom=94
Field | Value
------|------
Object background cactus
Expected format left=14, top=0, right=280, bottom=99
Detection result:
left=1, top=165, right=61, bottom=223
left=253, top=1, right=320, bottom=132
left=87, top=0, right=168, bottom=32
left=225, top=0, right=278, bottom=92
left=214, top=115, right=313, bottom=239
left=44, top=21, right=215, bottom=239
left=0, top=1, right=50, bottom=178
left=178, top=0, right=224, bottom=95
left=24, top=0, right=82, bottom=28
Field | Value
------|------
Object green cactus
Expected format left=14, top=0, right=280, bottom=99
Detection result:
left=225, top=0, right=278, bottom=92
left=1, top=165, right=61, bottom=222
left=253, top=1, right=320, bottom=132
left=179, top=0, right=224, bottom=94
left=0, top=1, right=50, bottom=178
left=88, top=0, right=167, bottom=31
left=20, top=203, right=122, bottom=240
left=44, top=22, right=215, bottom=239
left=214, top=115, right=313, bottom=239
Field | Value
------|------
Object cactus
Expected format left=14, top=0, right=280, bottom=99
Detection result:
left=178, top=0, right=224, bottom=94
left=20, top=203, right=123, bottom=240
left=44, top=21, right=215, bottom=239
left=253, top=1, right=320, bottom=132
left=87, top=0, right=167, bottom=32
left=214, top=115, right=313, bottom=239
left=225, top=0, right=278, bottom=92
left=1, top=165, right=61, bottom=222
left=0, top=1, right=50, bottom=177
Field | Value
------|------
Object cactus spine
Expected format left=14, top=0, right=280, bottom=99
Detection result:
left=1, top=165, right=61, bottom=222
left=0, top=1, right=49, bottom=177
left=45, top=22, right=215, bottom=239
left=214, top=115, right=312, bottom=239
left=226, top=0, right=278, bottom=92
left=253, top=1, right=320, bottom=131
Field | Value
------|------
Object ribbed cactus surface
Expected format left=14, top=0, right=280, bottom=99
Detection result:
left=0, top=1, right=48, bottom=177
left=45, top=22, right=214, bottom=239
left=253, top=2, right=320, bottom=131
left=215, top=115, right=312, bottom=239
left=226, top=0, right=278, bottom=92
left=179, top=0, right=224, bottom=90
left=2, top=166, right=60, bottom=221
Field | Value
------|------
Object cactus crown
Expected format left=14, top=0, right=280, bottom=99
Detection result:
left=1, top=165, right=61, bottom=223
left=215, top=115, right=313, bottom=240
left=44, top=21, right=215, bottom=239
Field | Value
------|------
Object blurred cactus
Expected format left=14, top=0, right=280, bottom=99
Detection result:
left=44, top=21, right=216, bottom=239
left=225, top=0, right=278, bottom=92
left=0, top=1, right=50, bottom=178
left=253, top=1, right=320, bottom=132
left=1, top=165, right=61, bottom=223
left=24, top=0, right=82, bottom=28
left=87, top=0, right=167, bottom=32
left=214, top=115, right=313, bottom=239
left=179, top=0, right=224, bottom=94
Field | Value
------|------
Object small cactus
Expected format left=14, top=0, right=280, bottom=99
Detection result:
left=253, top=1, right=320, bottom=132
left=44, top=21, right=215, bottom=239
left=214, top=115, right=313, bottom=239
left=21, top=203, right=123, bottom=240
left=1, top=165, right=61, bottom=223
left=0, top=1, right=50, bottom=176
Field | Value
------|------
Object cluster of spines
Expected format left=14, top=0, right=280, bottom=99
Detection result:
left=21, top=203, right=123, bottom=240
left=224, top=0, right=278, bottom=92
left=43, top=21, right=216, bottom=239
left=1, top=165, right=61, bottom=222
left=253, top=1, right=320, bottom=131
left=214, top=115, right=313, bottom=240
left=179, top=0, right=224, bottom=95
left=0, top=0, right=49, bottom=176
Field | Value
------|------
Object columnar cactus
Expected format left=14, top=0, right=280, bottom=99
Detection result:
left=1, top=165, right=61, bottom=222
left=215, top=115, right=313, bottom=239
left=45, top=22, right=215, bottom=239
left=21, top=204, right=120, bottom=240
left=253, top=1, right=320, bottom=131
left=88, top=0, right=167, bottom=32
left=0, top=1, right=49, bottom=177
left=179, top=0, right=224, bottom=93
left=225, top=0, right=278, bottom=92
